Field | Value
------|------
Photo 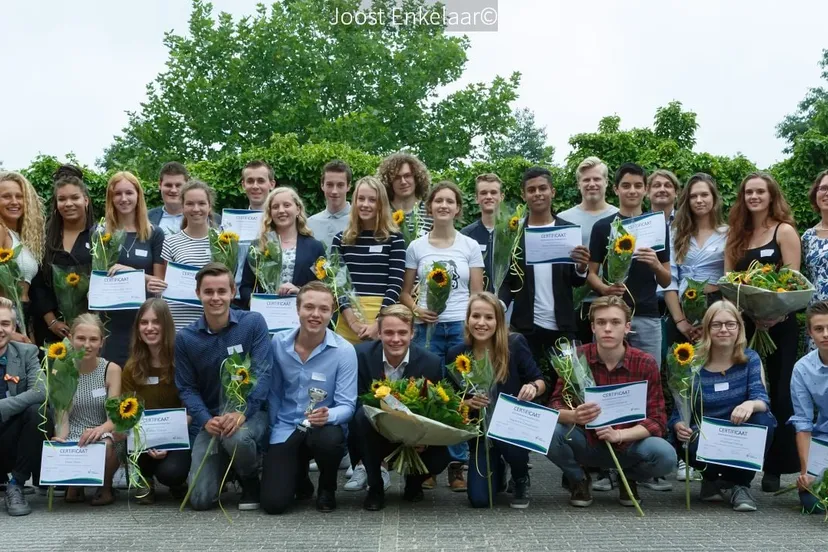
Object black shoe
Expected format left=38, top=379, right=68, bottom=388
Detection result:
left=403, top=478, right=424, bottom=502
left=316, top=489, right=336, bottom=512
left=169, top=484, right=188, bottom=500
left=295, top=477, right=314, bottom=501
left=561, top=474, right=570, bottom=490
left=238, top=477, right=260, bottom=511
left=363, top=489, right=385, bottom=511
left=510, top=476, right=530, bottom=509
left=761, top=473, right=780, bottom=493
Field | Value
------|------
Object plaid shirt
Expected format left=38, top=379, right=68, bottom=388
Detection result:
left=549, top=343, right=667, bottom=449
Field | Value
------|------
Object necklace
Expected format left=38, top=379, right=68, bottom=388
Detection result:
left=121, top=234, right=137, bottom=258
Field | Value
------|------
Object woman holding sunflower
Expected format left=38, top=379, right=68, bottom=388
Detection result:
left=330, top=176, right=405, bottom=344
left=239, top=187, right=325, bottom=307
left=670, top=301, right=775, bottom=511
left=53, top=313, right=123, bottom=506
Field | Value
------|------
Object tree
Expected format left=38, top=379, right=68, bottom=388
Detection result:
left=486, top=108, right=555, bottom=165
left=101, top=0, right=520, bottom=179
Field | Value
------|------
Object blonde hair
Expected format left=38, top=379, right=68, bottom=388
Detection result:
left=696, top=301, right=748, bottom=366
left=259, top=187, right=312, bottom=244
left=342, top=176, right=398, bottom=245
left=464, top=292, right=509, bottom=384
left=575, top=156, right=608, bottom=183
left=105, top=171, right=152, bottom=241
left=377, top=304, right=415, bottom=328
left=647, top=169, right=681, bottom=192
left=71, top=312, right=106, bottom=338
left=0, top=171, right=46, bottom=262
left=0, top=296, right=14, bottom=315
left=589, top=295, right=632, bottom=322
left=180, top=180, right=217, bottom=231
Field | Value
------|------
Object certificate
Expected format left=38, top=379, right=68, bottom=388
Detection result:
left=250, top=294, right=300, bottom=332
left=622, top=211, right=666, bottom=252
left=221, top=209, right=265, bottom=242
left=524, top=225, right=581, bottom=265
left=88, top=270, right=146, bottom=310
left=127, top=408, right=191, bottom=452
left=487, top=393, right=560, bottom=454
left=40, top=441, right=106, bottom=486
left=696, top=417, right=769, bottom=472
left=162, top=262, right=202, bottom=306
left=807, top=436, right=828, bottom=478
left=584, top=381, right=648, bottom=429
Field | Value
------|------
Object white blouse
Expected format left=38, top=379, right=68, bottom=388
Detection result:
left=9, top=230, right=38, bottom=283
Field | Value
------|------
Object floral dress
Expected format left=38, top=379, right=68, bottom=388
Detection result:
left=802, top=227, right=828, bottom=351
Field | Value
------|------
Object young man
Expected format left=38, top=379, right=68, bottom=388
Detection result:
left=307, top=160, right=353, bottom=249
left=377, top=152, right=433, bottom=235
left=349, top=305, right=447, bottom=511
left=790, top=301, right=828, bottom=514
left=175, top=263, right=273, bottom=511
left=234, top=160, right=277, bottom=293
left=261, top=281, right=357, bottom=515
left=461, top=173, right=503, bottom=292
left=148, top=162, right=189, bottom=234
left=0, top=298, right=46, bottom=516
left=647, top=169, right=680, bottom=223
left=499, top=166, right=591, bottom=390
left=546, top=296, right=676, bottom=508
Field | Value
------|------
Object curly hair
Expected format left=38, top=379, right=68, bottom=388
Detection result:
left=672, top=173, right=725, bottom=264
left=0, top=171, right=46, bottom=262
left=376, top=152, right=431, bottom=202
left=258, top=187, right=312, bottom=246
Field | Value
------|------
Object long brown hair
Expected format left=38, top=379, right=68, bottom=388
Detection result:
left=124, top=299, right=176, bottom=384
left=672, top=173, right=725, bottom=263
left=725, top=172, right=795, bottom=267
left=342, top=176, right=397, bottom=245
left=463, top=292, right=509, bottom=384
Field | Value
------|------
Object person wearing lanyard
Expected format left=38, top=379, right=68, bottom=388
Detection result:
left=460, top=173, right=503, bottom=293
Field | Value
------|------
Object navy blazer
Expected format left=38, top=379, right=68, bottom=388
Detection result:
left=460, top=219, right=494, bottom=293
left=239, top=233, right=326, bottom=307
left=147, top=206, right=221, bottom=228
left=355, top=341, right=442, bottom=395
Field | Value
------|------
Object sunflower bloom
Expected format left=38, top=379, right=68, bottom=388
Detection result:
left=236, top=368, right=251, bottom=385
left=455, top=354, right=472, bottom=374
left=777, top=287, right=787, bottom=293
left=118, top=397, right=140, bottom=419
left=314, top=258, right=328, bottom=280
left=613, top=234, right=636, bottom=254
left=508, top=216, right=520, bottom=231
left=0, top=248, right=13, bottom=263
left=66, top=272, right=81, bottom=286
left=683, top=289, right=697, bottom=301
left=435, top=385, right=450, bottom=403
left=673, top=343, right=695, bottom=366
left=370, top=380, right=384, bottom=393
left=392, top=209, right=405, bottom=225
left=100, top=233, right=112, bottom=244
left=762, top=264, right=773, bottom=274
left=375, top=385, right=391, bottom=399
left=427, top=267, right=448, bottom=287
left=47, top=342, right=67, bottom=360
left=219, top=231, right=240, bottom=245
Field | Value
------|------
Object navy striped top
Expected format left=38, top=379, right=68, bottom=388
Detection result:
left=331, top=230, right=406, bottom=310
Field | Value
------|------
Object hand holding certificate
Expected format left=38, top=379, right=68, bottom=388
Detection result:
left=88, top=269, right=146, bottom=310
left=584, top=381, right=648, bottom=429
left=525, top=225, right=582, bottom=265
left=487, top=394, right=559, bottom=454
left=41, top=441, right=107, bottom=486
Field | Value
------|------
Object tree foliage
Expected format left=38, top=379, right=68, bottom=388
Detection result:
left=486, top=108, right=555, bottom=165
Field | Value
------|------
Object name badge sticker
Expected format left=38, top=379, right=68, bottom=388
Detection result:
left=146, top=377, right=159, bottom=385
left=134, top=249, right=148, bottom=258
left=479, top=244, right=487, bottom=252
left=714, top=382, right=729, bottom=392
left=85, top=242, right=91, bottom=249
left=369, top=245, right=383, bottom=253
left=226, top=344, right=244, bottom=355
left=706, top=246, right=717, bottom=252
left=91, top=388, right=107, bottom=399
left=311, top=372, right=327, bottom=382
left=760, top=249, right=774, bottom=258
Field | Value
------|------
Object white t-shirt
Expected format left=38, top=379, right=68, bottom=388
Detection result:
left=405, top=232, right=484, bottom=323
left=528, top=222, right=558, bottom=330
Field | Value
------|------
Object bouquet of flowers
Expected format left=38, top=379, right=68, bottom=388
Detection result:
left=666, top=342, right=702, bottom=510
left=392, top=207, right=422, bottom=247
left=247, top=231, right=283, bottom=294
left=681, top=278, right=709, bottom=326
left=548, top=337, right=644, bottom=517
left=91, top=218, right=126, bottom=272
left=605, top=218, right=636, bottom=285
left=491, top=204, right=526, bottom=293
left=802, top=470, right=828, bottom=519
left=718, top=260, right=814, bottom=356
left=0, top=245, right=26, bottom=333
left=209, top=227, right=240, bottom=275
left=105, top=394, right=149, bottom=497
left=359, top=377, right=478, bottom=475
left=313, top=251, right=365, bottom=323
left=51, top=265, right=89, bottom=325
left=423, top=261, right=453, bottom=348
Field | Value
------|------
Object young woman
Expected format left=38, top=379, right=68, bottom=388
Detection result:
left=446, top=292, right=545, bottom=509
left=330, top=176, right=405, bottom=344
left=401, top=181, right=485, bottom=363
left=98, top=172, right=166, bottom=366
left=725, top=172, right=801, bottom=491
left=122, top=299, right=190, bottom=504
left=802, top=170, right=828, bottom=351
left=160, top=180, right=217, bottom=329
left=54, top=314, right=122, bottom=506
left=672, top=301, right=776, bottom=512
left=31, top=169, right=95, bottom=346
left=240, top=186, right=325, bottom=306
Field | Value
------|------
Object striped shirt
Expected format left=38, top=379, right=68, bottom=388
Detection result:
left=161, top=230, right=212, bottom=329
left=330, top=230, right=406, bottom=310
left=397, top=201, right=433, bottom=238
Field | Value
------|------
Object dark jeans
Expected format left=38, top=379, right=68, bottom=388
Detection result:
left=0, top=404, right=47, bottom=485
left=351, top=406, right=450, bottom=492
left=137, top=449, right=192, bottom=488
left=467, top=437, right=528, bottom=508
left=522, top=325, right=574, bottom=397
left=260, top=425, right=345, bottom=515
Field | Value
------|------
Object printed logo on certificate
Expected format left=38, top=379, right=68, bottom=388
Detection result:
left=250, top=294, right=300, bottom=333
left=40, top=441, right=107, bottom=486
left=88, top=269, right=146, bottom=310
left=696, top=417, right=769, bottom=472
left=584, top=381, right=648, bottom=429
left=221, top=209, right=265, bottom=243
left=487, top=394, right=560, bottom=454
left=127, top=408, right=191, bottom=452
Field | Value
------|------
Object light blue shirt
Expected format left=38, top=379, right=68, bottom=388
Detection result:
left=268, top=328, right=358, bottom=444
left=159, top=207, right=184, bottom=235
left=789, top=349, right=828, bottom=439
left=667, top=227, right=727, bottom=295
left=307, top=203, right=351, bottom=249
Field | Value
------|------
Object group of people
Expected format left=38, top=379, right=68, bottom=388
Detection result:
left=1, top=153, right=827, bottom=519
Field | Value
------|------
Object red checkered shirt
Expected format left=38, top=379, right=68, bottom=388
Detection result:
left=548, top=343, right=667, bottom=449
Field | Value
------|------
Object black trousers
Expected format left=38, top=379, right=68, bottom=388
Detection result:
left=352, top=406, right=450, bottom=491
left=136, top=449, right=191, bottom=488
left=0, top=404, right=47, bottom=484
left=522, top=325, right=574, bottom=400
left=260, top=425, right=344, bottom=514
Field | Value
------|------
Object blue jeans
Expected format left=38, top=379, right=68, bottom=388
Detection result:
left=628, top=316, right=662, bottom=370
left=467, top=438, right=529, bottom=508
left=546, top=424, right=676, bottom=482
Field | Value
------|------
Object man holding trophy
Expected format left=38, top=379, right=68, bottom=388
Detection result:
left=261, top=281, right=358, bottom=514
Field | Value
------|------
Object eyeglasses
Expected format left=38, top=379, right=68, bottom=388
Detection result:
left=710, top=321, right=739, bottom=331
left=816, top=185, right=828, bottom=194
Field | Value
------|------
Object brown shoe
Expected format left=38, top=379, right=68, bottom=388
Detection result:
left=569, top=474, right=593, bottom=507
left=618, top=480, right=641, bottom=507
left=421, top=476, right=436, bottom=490
left=448, top=462, right=467, bottom=492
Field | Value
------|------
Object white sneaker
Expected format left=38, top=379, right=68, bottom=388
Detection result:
left=592, top=471, right=616, bottom=492
left=346, top=466, right=354, bottom=477
left=640, top=477, right=672, bottom=491
left=381, top=467, right=391, bottom=491
left=309, top=461, right=318, bottom=472
left=113, top=466, right=129, bottom=490
left=339, top=453, right=351, bottom=470
left=677, top=460, right=699, bottom=481
left=344, top=465, right=367, bottom=491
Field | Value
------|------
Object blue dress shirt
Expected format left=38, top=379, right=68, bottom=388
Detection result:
left=789, top=349, right=828, bottom=440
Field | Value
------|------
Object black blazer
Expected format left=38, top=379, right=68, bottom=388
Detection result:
left=355, top=340, right=443, bottom=395
left=239, top=233, right=326, bottom=307
left=498, top=215, right=586, bottom=333
left=460, top=219, right=494, bottom=293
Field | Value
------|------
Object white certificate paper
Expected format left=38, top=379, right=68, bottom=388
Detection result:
left=221, top=209, right=265, bottom=242
left=696, top=417, right=769, bottom=472
left=250, top=294, right=300, bottom=332
left=127, top=408, right=191, bottom=452
left=88, top=270, right=146, bottom=310
left=162, top=262, right=202, bottom=306
left=623, top=211, right=666, bottom=252
left=807, top=437, right=828, bottom=478
left=524, top=225, right=581, bottom=265
left=584, top=381, right=648, bottom=429
left=40, top=441, right=106, bottom=486
left=487, top=393, right=559, bottom=454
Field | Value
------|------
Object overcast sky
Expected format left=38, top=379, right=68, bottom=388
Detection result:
left=2, top=0, right=826, bottom=172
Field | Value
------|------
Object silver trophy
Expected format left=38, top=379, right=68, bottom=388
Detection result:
left=297, top=387, right=328, bottom=431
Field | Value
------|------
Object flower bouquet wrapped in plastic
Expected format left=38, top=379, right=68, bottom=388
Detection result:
left=52, top=265, right=90, bottom=325
left=105, top=394, right=149, bottom=498
left=209, top=228, right=240, bottom=275
left=666, top=342, right=702, bottom=510
left=681, top=278, right=708, bottom=326
left=313, top=251, right=365, bottom=324
left=247, top=231, right=283, bottom=294
left=491, top=204, right=525, bottom=293
left=393, top=208, right=422, bottom=247
left=0, top=245, right=27, bottom=333
left=423, top=261, right=453, bottom=348
left=91, top=218, right=126, bottom=272
left=605, top=218, right=636, bottom=284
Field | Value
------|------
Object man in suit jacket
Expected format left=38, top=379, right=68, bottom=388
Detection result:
left=350, top=305, right=449, bottom=511
left=0, top=298, right=46, bottom=516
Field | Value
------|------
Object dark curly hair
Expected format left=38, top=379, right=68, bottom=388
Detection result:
left=376, top=152, right=431, bottom=202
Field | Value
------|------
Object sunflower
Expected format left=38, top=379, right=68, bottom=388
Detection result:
left=392, top=209, right=405, bottom=225
left=374, top=385, right=391, bottom=399
left=762, top=264, right=773, bottom=274
left=100, top=233, right=112, bottom=244
left=219, top=231, right=240, bottom=244
left=118, top=397, right=140, bottom=419
left=673, top=343, right=695, bottom=366
left=613, top=234, right=636, bottom=254
left=236, top=367, right=251, bottom=385
left=776, top=287, right=787, bottom=293
left=314, top=258, right=327, bottom=280
left=66, top=272, right=81, bottom=286
left=370, top=380, right=383, bottom=393
left=508, top=216, right=520, bottom=231
left=683, top=288, right=697, bottom=301
left=404, top=381, right=420, bottom=399
left=427, top=267, right=448, bottom=287
left=0, top=248, right=13, bottom=263
left=435, top=385, right=450, bottom=403
left=47, top=342, right=67, bottom=360
left=455, top=354, right=472, bottom=374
